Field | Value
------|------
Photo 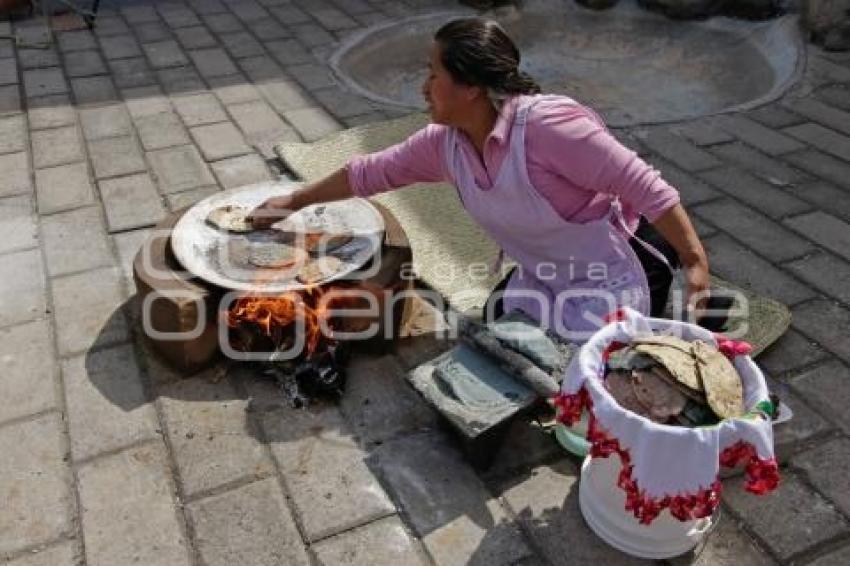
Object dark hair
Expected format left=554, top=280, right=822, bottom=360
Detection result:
left=434, top=18, right=541, bottom=96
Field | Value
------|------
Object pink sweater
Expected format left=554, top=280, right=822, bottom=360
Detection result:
left=346, top=95, right=680, bottom=228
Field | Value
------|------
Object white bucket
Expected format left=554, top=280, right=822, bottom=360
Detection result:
left=579, top=456, right=718, bottom=559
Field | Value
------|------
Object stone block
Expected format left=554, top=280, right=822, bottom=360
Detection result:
left=284, top=106, right=341, bottom=142
left=792, top=437, right=850, bottom=516
left=634, top=127, right=722, bottom=172
left=41, top=206, right=113, bottom=277
left=191, top=121, right=253, bottom=161
left=189, top=0, right=228, bottom=15
left=767, top=378, right=834, bottom=462
left=710, top=142, right=811, bottom=187
left=18, top=47, right=59, bottom=70
left=757, top=329, right=829, bottom=378
left=208, top=74, right=261, bottom=105
left=312, top=7, right=359, bottom=30
left=266, top=39, right=313, bottom=66
left=121, top=4, right=160, bottom=24
left=270, top=5, right=311, bottom=25
left=312, top=516, right=430, bottom=566
left=99, top=173, right=167, bottom=232
left=173, top=92, right=228, bottom=126
left=784, top=122, right=850, bottom=163
left=290, top=23, right=335, bottom=48
left=0, top=320, right=56, bottom=424
left=795, top=180, right=850, bottom=224
left=669, top=517, right=772, bottom=566
left=808, top=543, right=850, bottom=566
left=697, top=166, right=812, bottom=219
left=674, top=119, right=735, bottom=147
left=238, top=54, right=285, bottom=82
left=166, top=185, right=220, bottom=210
left=52, top=267, right=130, bottom=356
left=35, top=162, right=95, bottom=214
left=723, top=472, right=849, bottom=561
left=786, top=252, right=850, bottom=304
left=714, top=114, right=805, bottom=156
left=0, top=414, right=73, bottom=555
left=32, top=126, right=84, bottom=169
left=99, top=35, right=143, bottom=60
left=123, top=85, right=172, bottom=118
left=210, top=153, right=272, bottom=189
left=23, top=67, right=68, bottom=98
left=0, top=194, right=37, bottom=254
left=255, top=387, right=395, bottom=541
left=746, top=104, right=805, bottom=129
left=77, top=443, right=191, bottom=566
left=57, top=30, right=97, bottom=53
left=134, top=22, right=173, bottom=44
left=189, top=47, right=238, bottom=78
left=158, top=4, right=201, bottom=29
left=0, top=152, right=31, bottom=197
left=88, top=136, right=147, bottom=179
left=148, top=144, right=217, bottom=193
left=27, top=94, right=76, bottom=130
left=62, top=346, right=159, bottom=461
left=64, top=50, right=108, bottom=78
left=783, top=97, right=850, bottom=136
left=219, top=32, right=264, bottom=59
left=0, top=249, right=47, bottom=327
left=227, top=99, right=296, bottom=156
left=71, top=76, right=119, bottom=105
left=0, top=84, right=21, bottom=115
left=174, top=25, right=217, bottom=49
left=143, top=40, right=190, bottom=69
left=286, top=63, right=336, bottom=91
left=313, top=87, right=375, bottom=120
left=109, top=57, right=157, bottom=89
left=135, top=111, right=190, bottom=150
left=788, top=360, right=850, bottom=435
left=785, top=211, right=850, bottom=262
left=793, top=299, right=850, bottom=364
left=202, top=13, right=244, bottom=34
left=0, top=114, right=25, bottom=154
left=186, top=478, right=309, bottom=566
left=5, top=541, right=78, bottom=566
left=784, top=149, right=850, bottom=191
left=693, top=199, right=815, bottom=262
left=260, top=80, right=316, bottom=117
left=373, top=431, right=533, bottom=565
left=248, top=19, right=291, bottom=41
left=230, top=0, right=270, bottom=22
left=79, top=104, right=133, bottom=140
left=814, top=84, right=850, bottom=112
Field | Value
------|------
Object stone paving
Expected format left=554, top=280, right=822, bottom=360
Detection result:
left=1, top=0, right=850, bottom=564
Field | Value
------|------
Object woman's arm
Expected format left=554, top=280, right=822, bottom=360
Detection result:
left=651, top=203, right=710, bottom=314
left=249, top=168, right=351, bottom=228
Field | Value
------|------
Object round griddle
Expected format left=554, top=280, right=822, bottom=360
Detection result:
left=170, top=181, right=385, bottom=293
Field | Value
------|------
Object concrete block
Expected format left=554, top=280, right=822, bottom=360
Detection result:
left=793, top=299, right=850, bottom=364
left=134, top=22, right=173, bottom=44
left=785, top=211, right=850, bottom=262
left=109, top=57, right=157, bottom=89
left=807, top=543, right=850, bottom=566
left=64, top=50, right=107, bottom=78
left=202, top=13, right=244, bottom=34
left=786, top=252, right=850, bottom=305
left=284, top=106, right=341, bottom=142
left=312, top=516, right=430, bottom=566
left=79, top=104, right=133, bottom=140
left=191, top=121, right=252, bottom=161
left=18, top=48, right=59, bottom=70
left=56, top=30, right=97, bottom=53
left=99, top=35, right=143, bottom=60
left=794, top=181, right=850, bottom=224
left=148, top=144, right=217, bottom=193
left=229, top=0, right=270, bottom=22
left=41, top=206, right=113, bottom=277
left=207, top=74, right=261, bottom=105
left=0, top=152, right=31, bottom=197
left=746, top=104, right=805, bottom=129
left=312, top=7, right=359, bottom=30
left=4, top=541, right=78, bottom=566
left=287, top=63, right=336, bottom=90
left=669, top=518, right=772, bottom=566
left=210, top=153, right=272, bottom=189
left=32, top=126, right=84, bottom=169
left=143, top=40, right=190, bottom=69
left=260, top=80, right=315, bottom=116
left=710, top=142, right=811, bottom=186
left=99, top=173, right=167, bottom=232
left=698, top=166, right=812, bottom=219
left=0, top=249, right=47, bottom=327
left=674, top=119, right=735, bottom=147
left=27, top=94, right=76, bottom=130
left=266, top=39, right=313, bottom=66
left=757, top=329, right=829, bottom=378
left=290, top=23, right=335, bottom=48
left=189, top=47, right=238, bottom=78
left=135, top=111, right=190, bottom=150
left=313, top=87, right=375, bottom=120
left=0, top=84, right=21, bottom=115
left=767, top=378, right=834, bottom=462
left=174, top=26, right=217, bottom=49
left=635, top=127, right=722, bottom=172
left=814, top=84, right=850, bottom=112
left=35, top=162, right=95, bottom=214
left=173, top=92, right=228, bottom=126
left=123, top=85, right=172, bottom=118
left=89, top=136, right=146, bottom=179
left=792, top=437, right=850, bottom=517
left=188, top=0, right=228, bottom=15
left=0, top=194, right=37, bottom=254
left=789, top=360, right=850, bottom=435
left=784, top=122, right=850, bottom=162
left=219, top=31, right=265, bottom=59
left=71, top=76, right=119, bottom=105
left=784, top=149, right=850, bottom=191
left=0, top=320, right=57, bottom=424
left=23, top=67, right=68, bottom=98
left=238, top=54, right=285, bottom=82
left=166, top=185, right=220, bottom=210
left=247, top=19, right=290, bottom=41
left=270, top=5, right=311, bottom=25
left=158, top=4, right=201, bottom=29
left=227, top=99, right=297, bottom=156
left=714, top=114, right=805, bottom=156
left=121, top=4, right=160, bottom=24
left=782, top=97, right=850, bottom=136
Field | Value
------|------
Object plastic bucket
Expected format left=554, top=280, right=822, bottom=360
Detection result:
left=578, top=456, right=718, bottom=559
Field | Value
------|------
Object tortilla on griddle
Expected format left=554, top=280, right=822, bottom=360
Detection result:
left=297, top=256, right=343, bottom=284
left=248, top=242, right=306, bottom=268
left=206, top=205, right=253, bottom=233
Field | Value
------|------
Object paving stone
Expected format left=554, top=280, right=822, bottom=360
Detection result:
left=71, top=76, right=118, bottom=105
left=795, top=181, right=850, bottom=223
left=172, top=92, right=228, bottom=126
left=284, top=106, right=340, bottom=142
left=0, top=39, right=13, bottom=59
left=230, top=0, right=271, bottom=22
left=290, top=23, right=335, bottom=48
left=286, top=63, right=336, bottom=90
left=635, top=127, right=721, bottom=172
left=122, top=4, right=160, bottom=24
left=239, top=54, right=286, bottom=82
left=697, top=166, right=812, bottom=219
left=191, top=121, right=253, bottom=161
left=783, top=97, right=850, bottom=136
left=766, top=376, right=834, bottom=461
left=793, top=299, right=850, bottom=364
left=313, top=87, right=375, bottom=120
left=807, top=542, right=850, bottom=566
left=135, top=111, right=190, bottom=150
left=693, top=199, right=815, bottom=262
left=0, top=84, right=21, bottom=115
left=166, top=185, right=220, bottom=210
left=187, top=47, right=238, bottom=79
left=174, top=25, right=218, bottom=49
left=373, top=431, right=533, bottom=565
left=89, top=136, right=146, bottom=179
left=0, top=152, right=31, bottom=197
left=158, top=4, right=201, bottom=28
left=312, top=7, right=359, bottom=30
left=123, top=86, right=172, bottom=118
left=148, top=145, right=217, bottom=193
left=157, top=66, right=207, bottom=95
left=255, top=389, right=395, bottom=541
left=42, top=206, right=113, bottom=276
left=35, top=162, right=96, bottom=214
left=786, top=252, right=850, bottom=304
left=112, top=227, right=152, bottom=293
left=0, top=414, right=73, bottom=556
left=64, top=50, right=108, bottom=78
left=18, top=47, right=60, bottom=70
left=248, top=19, right=291, bottom=41
left=32, top=126, right=84, bottom=169
left=480, top=417, right=563, bottom=483
left=352, top=10, right=391, bottom=26
left=77, top=442, right=190, bottom=566
left=99, top=173, right=167, bottom=232
left=157, top=377, right=273, bottom=497
left=94, top=15, right=131, bottom=38
left=312, top=515, right=430, bottom=566
left=133, top=21, right=173, bottom=44
left=792, top=437, right=850, bottom=518
left=0, top=194, right=37, bottom=254
left=52, top=267, right=130, bottom=356
left=758, top=329, right=829, bottom=378
left=5, top=541, right=79, bottom=566
left=62, top=345, right=159, bottom=461
left=747, top=104, right=806, bottom=129
left=203, top=12, right=244, bottom=33
left=674, top=119, right=735, bottom=146
left=0, top=114, right=26, bottom=154
left=669, top=517, right=772, bottom=566
left=0, top=320, right=56, bottom=423
left=266, top=38, right=314, bottom=66
left=79, top=104, right=133, bottom=140
left=814, top=84, right=850, bottom=112
left=23, top=67, right=68, bottom=98
left=783, top=122, right=850, bottom=163
left=27, top=94, right=76, bottom=130
left=496, top=459, right=644, bottom=564
left=270, top=4, right=311, bottom=25
left=143, top=40, right=190, bottom=68
left=210, top=153, right=272, bottom=188
left=784, top=149, right=850, bottom=190
left=340, top=354, right=437, bottom=444
left=723, top=472, right=848, bottom=562
left=57, top=30, right=97, bottom=53
left=219, top=31, right=265, bottom=59
left=0, top=249, right=47, bottom=327
left=702, top=234, right=816, bottom=305
left=208, top=74, right=262, bottom=104
left=710, top=142, right=813, bottom=188
left=109, top=57, right=157, bottom=89
left=785, top=211, right=850, bottom=262
left=0, top=57, right=17, bottom=86
left=714, top=114, right=805, bottom=156
left=227, top=99, right=297, bottom=156
left=788, top=360, right=850, bottom=434
left=186, top=478, right=309, bottom=566
left=11, top=22, right=48, bottom=46
left=188, top=0, right=228, bottom=14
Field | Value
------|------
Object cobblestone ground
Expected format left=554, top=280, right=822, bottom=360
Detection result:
left=2, top=0, right=850, bottom=564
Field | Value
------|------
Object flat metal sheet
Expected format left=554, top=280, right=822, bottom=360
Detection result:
left=170, top=181, right=384, bottom=292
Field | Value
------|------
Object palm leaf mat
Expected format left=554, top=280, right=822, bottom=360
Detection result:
left=275, top=114, right=789, bottom=355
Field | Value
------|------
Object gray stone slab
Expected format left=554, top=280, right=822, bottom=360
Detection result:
left=710, top=142, right=812, bottom=187
left=783, top=122, right=850, bottom=163
left=27, top=94, right=76, bottom=130
left=746, top=104, right=805, bottom=129
left=290, top=23, right=335, bottom=48
left=0, top=414, right=73, bottom=556
left=793, top=299, right=850, bottom=365
left=189, top=47, right=238, bottom=78
left=186, top=478, right=309, bottom=566
left=312, top=516, right=430, bottom=566
left=135, top=111, right=190, bottom=150
left=266, top=39, right=314, bottom=67
left=62, top=345, right=159, bottom=461
left=783, top=150, right=850, bottom=191
left=254, top=385, right=395, bottom=541
left=757, top=329, right=829, bottom=378
left=52, top=267, right=130, bottom=356
left=0, top=152, right=31, bottom=197
left=286, top=63, right=336, bottom=90
left=134, top=22, right=173, bottom=44
left=99, top=35, right=143, bottom=60
left=0, top=39, right=13, bottom=59
left=260, top=81, right=316, bottom=119
left=792, top=437, right=850, bottom=517
left=188, top=0, right=227, bottom=15
left=788, top=360, right=850, bottom=435
left=99, top=173, right=167, bottom=232
left=35, top=162, right=95, bottom=215
left=157, top=377, right=274, bottom=497
left=354, top=12, right=392, bottom=27
left=714, top=114, right=805, bottom=156
left=0, top=249, right=47, bottom=327
left=148, top=144, right=217, bottom=193
left=191, top=121, right=253, bottom=161
left=230, top=0, right=270, bottom=22
left=785, top=211, right=850, bottom=263
left=0, top=194, right=37, bottom=254
left=172, top=92, right=228, bottom=126
left=697, top=167, right=812, bottom=219
left=143, top=40, right=190, bottom=69
left=89, top=136, right=147, bottom=179
left=79, top=104, right=133, bottom=140
left=32, top=126, right=84, bottom=170
left=203, top=13, right=244, bottom=34
left=0, top=320, right=56, bottom=424
left=674, top=119, right=735, bottom=147
left=312, top=7, right=359, bottom=30
left=669, top=517, right=772, bottom=566
left=248, top=19, right=291, bottom=41
left=634, top=127, right=722, bottom=172
left=158, top=4, right=201, bottom=28
left=270, top=5, right=311, bottom=25
left=794, top=181, right=850, bottom=224
left=284, top=106, right=340, bottom=142
left=783, top=97, right=850, bottom=136
left=313, top=87, right=375, bottom=120
left=5, top=541, right=79, bottom=566
left=767, top=377, right=834, bottom=462
left=814, top=84, right=850, bottom=112
left=18, top=48, right=59, bottom=70
left=723, top=472, right=849, bottom=561
left=0, top=84, right=21, bottom=115
left=64, top=50, right=108, bottom=78
left=208, top=74, right=262, bottom=105
left=109, top=57, right=157, bottom=89
left=238, top=54, right=285, bottom=82
left=77, top=442, right=191, bottom=566
left=121, top=4, right=160, bottom=24
left=24, top=68, right=69, bottom=98
left=808, top=543, right=850, bottom=566
left=693, top=199, right=815, bottom=262
left=219, top=32, right=264, bottom=59
left=210, top=153, right=272, bottom=189
left=166, top=185, right=220, bottom=210
left=41, top=206, right=113, bottom=277
left=786, top=252, right=850, bottom=305
left=373, top=431, right=533, bottom=565
left=123, top=85, right=172, bottom=118
left=227, top=99, right=297, bottom=156
left=57, top=30, right=97, bottom=53
left=174, top=25, right=218, bottom=49
left=112, top=228, right=152, bottom=294
left=71, top=76, right=119, bottom=105
left=0, top=57, right=17, bottom=87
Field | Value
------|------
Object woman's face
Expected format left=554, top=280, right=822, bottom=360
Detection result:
left=422, top=42, right=476, bottom=125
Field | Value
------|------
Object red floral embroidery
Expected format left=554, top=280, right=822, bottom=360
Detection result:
left=714, top=334, right=753, bottom=359
left=720, top=441, right=780, bottom=495
left=604, top=309, right=628, bottom=323
left=553, top=387, right=590, bottom=426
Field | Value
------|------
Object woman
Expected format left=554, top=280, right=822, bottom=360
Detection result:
left=251, top=18, right=710, bottom=339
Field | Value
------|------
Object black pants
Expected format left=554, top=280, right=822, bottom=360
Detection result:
left=487, top=219, right=680, bottom=320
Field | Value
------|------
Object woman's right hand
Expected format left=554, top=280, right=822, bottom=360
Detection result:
left=248, top=193, right=300, bottom=229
